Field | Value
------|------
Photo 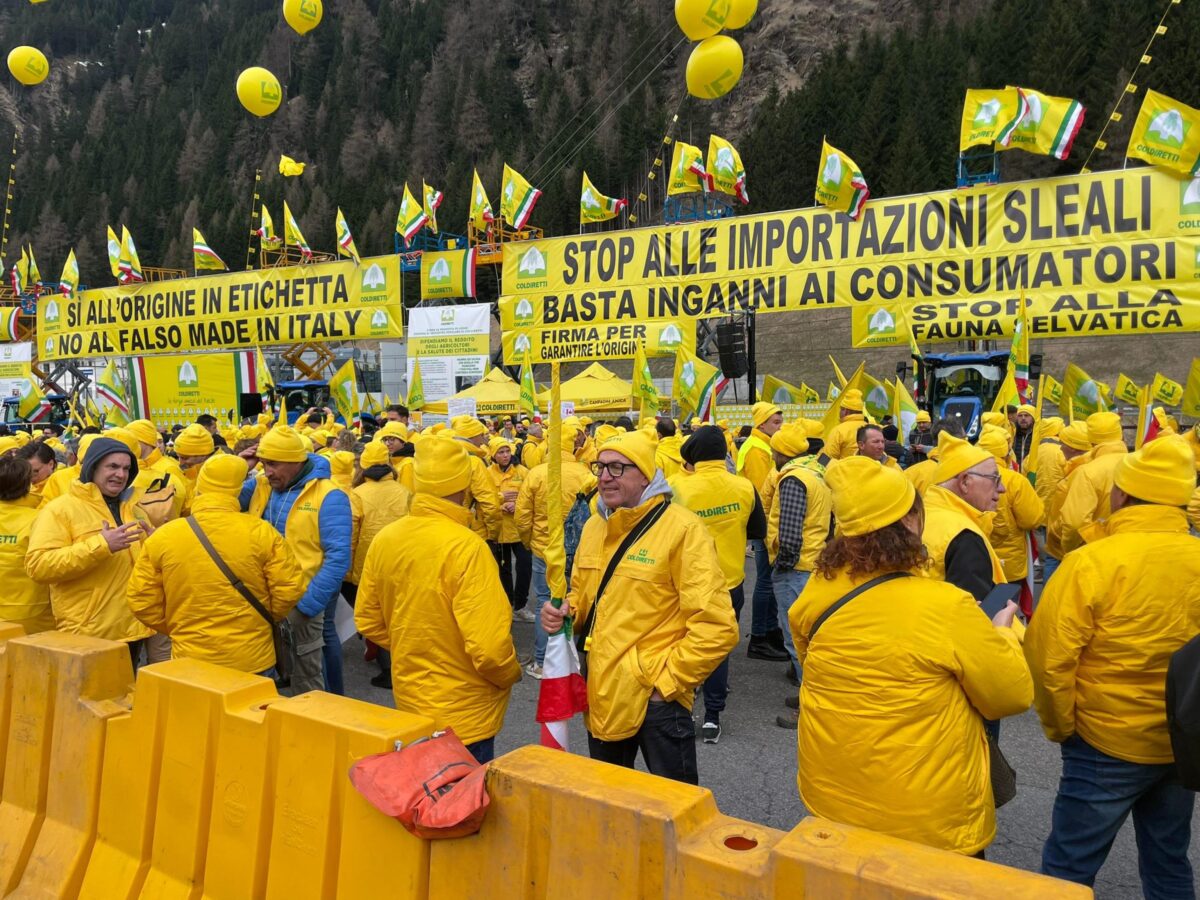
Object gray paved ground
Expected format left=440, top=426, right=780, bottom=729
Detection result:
left=341, top=557, right=1199, bottom=899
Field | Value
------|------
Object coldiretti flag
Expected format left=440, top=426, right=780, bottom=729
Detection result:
left=192, top=228, right=227, bottom=272
left=255, top=347, right=274, bottom=391
left=667, top=140, right=712, bottom=196
left=579, top=172, right=626, bottom=225
left=407, top=358, right=426, bottom=411
left=519, top=352, right=538, bottom=417
left=1151, top=371, right=1184, bottom=406
left=501, top=164, right=542, bottom=230
left=632, top=342, right=659, bottom=417
left=672, top=347, right=726, bottom=421
left=1127, top=88, right=1200, bottom=177
left=892, top=377, right=919, bottom=440
left=283, top=203, right=312, bottom=260
left=821, top=361, right=865, bottom=437
left=1007, top=291, right=1031, bottom=402
left=257, top=205, right=279, bottom=244
left=395, top=183, right=427, bottom=246
left=329, top=359, right=359, bottom=425
left=9, top=247, right=28, bottom=295
left=279, top=154, right=306, bottom=177
left=1062, top=362, right=1113, bottom=416
left=992, top=368, right=1021, bottom=412
left=1181, top=358, right=1200, bottom=418
left=17, top=375, right=50, bottom=422
left=26, top=245, right=41, bottom=288
left=3, top=307, right=19, bottom=341
left=1042, top=374, right=1063, bottom=406
left=1114, top=373, right=1142, bottom=404
left=105, top=226, right=122, bottom=278
left=335, top=208, right=360, bottom=263
left=95, top=360, right=129, bottom=421
left=469, top=169, right=495, bottom=230
left=707, top=134, right=748, bottom=204
left=827, top=382, right=840, bottom=401
left=420, top=248, right=477, bottom=300
left=118, top=226, right=144, bottom=283
left=58, top=249, right=79, bottom=296
left=815, top=139, right=869, bottom=220
left=423, top=181, right=444, bottom=235
left=960, top=88, right=1029, bottom=151
left=762, top=374, right=817, bottom=405
left=1001, top=87, right=1086, bottom=160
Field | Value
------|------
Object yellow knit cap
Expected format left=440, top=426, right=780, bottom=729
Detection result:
left=360, top=441, right=391, bottom=469
left=312, top=429, right=331, bottom=447
left=243, top=423, right=267, bottom=440
left=751, top=401, right=781, bottom=428
left=1040, top=416, right=1064, bottom=438
left=257, top=425, right=308, bottom=463
left=1115, top=434, right=1194, bottom=506
left=257, top=413, right=274, bottom=426
left=1086, top=411, right=1123, bottom=445
left=981, top=412, right=1008, bottom=430
left=127, top=419, right=159, bottom=447
left=105, top=428, right=140, bottom=456
left=770, top=423, right=809, bottom=458
left=376, top=421, right=408, bottom=442
left=413, top=435, right=471, bottom=496
left=976, top=426, right=1010, bottom=460
left=298, top=434, right=314, bottom=453
left=594, top=424, right=619, bottom=446
left=1060, top=423, right=1091, bottom=452
left=839, top=389, right=864, bottom=412
left=0, top=436, right=18, bottom=456
left=11, top=431, right=30, bottom=446
left=76, top=433, right=99, bottom=462
left=931, top=431, right=993, bottom=483
left=330, top=450, right=355, bottom=486
left=173, top=424, right=214, bottom=457
left=1017, top=404, right=1037, bottom=418
left=915, top=410, right=931, bottom=424
left=197, top=454, right=249, bottom=497
left=454, top=417, right=487, bottom=439
left=600, top=429, right=658, bottom=480
left=826, top=456, right=916, bottom=537
left=559, top=424, right=581, bottom=452
left=796, top=418, right=825, bottom=438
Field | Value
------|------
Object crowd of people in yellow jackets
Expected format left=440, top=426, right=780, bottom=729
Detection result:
left=0, top=386, right=1198, bottom=893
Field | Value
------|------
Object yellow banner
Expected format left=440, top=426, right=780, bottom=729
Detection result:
left=501, top=168, right=1200, bottom=341
left=38, top=255, right=403, bottom=360
left=501, top=319, right=695, bottom=365
left=132, top=351, right=246, bottom=428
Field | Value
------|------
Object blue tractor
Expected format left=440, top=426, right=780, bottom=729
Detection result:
left=907, top=350, right=1038, bottom=440
left=1, top=393, right=72, bottom=433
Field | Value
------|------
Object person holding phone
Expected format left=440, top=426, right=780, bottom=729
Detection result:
left=788, top=456, right=1031, bottom=857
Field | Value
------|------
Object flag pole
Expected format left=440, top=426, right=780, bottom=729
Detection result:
left=1, top=131, right=17, bottom=267
left=245, top=168, right=262, bottom=271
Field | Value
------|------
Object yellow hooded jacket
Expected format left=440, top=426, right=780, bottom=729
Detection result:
left=1030, top=440, right=1066, bottom=519
left=514, top=451, right=595, bottom=558
left=488, top=460, right=528, bottom=545
left=355, top=494, right=522, bottom=744
left=567, top=495, right=738, bottom=741
left=735, top=428, right=773, bottom=492
left=789, top=569, right=1032, bottom=855
left=825, top=412, right=866, bottom=461
left=903, top=458, right=939, bottom=495
left=1045, top=454, right=1090, bottom=560
left=1189, top=487, right=1200, bottom=533
left=988, top=467, right=1044, bottom=582
left=654, top=434, right=685, bottom=480
left=39, top=463, right=79, bottom=506
left=668, top=460, right=758, bottom=589
left=26, top=480, right=152, bottom=642
left=126, top=493, right=306, bottom=672
left=464, top=454, right=502, bottom=542
left=921, top=485, right=1006, bottom=586
left=349, top=477, right=412, bottom=584
left=1026, top=504, right=1200, bottom=764
left=1056, top=442, right=1128, bottom=554
left=0, top=495, right=54, bottom=632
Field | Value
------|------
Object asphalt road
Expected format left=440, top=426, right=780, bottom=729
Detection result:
left=340, top=557, right=1199, bottom=899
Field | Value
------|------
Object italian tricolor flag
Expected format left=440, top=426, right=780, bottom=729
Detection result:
left=1047, top=99, right=1086, bottom=160
left=535, top=607, right=588, bottom=751
left=126, top=358, right=150, bottom=419
left=235, top=350, right=263, bottom=397
left=3, top=308, right=19, bottom=342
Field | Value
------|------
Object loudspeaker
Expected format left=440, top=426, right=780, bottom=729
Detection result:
left=239, top=393, right=266, bottom=419
left=715, top=321, right=749, bottom=379
left=1029, top=353, right=1044, bottom=382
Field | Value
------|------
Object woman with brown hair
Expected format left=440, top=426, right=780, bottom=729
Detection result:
left=787, top=456, right=1032, bottom=857
left=0, top=455, right=54, bottom=632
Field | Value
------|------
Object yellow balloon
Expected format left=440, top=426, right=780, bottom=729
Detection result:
left=674, top=0, right=731, bottom=41
left=282, top=0, right=323, bottom=36
left=725, top=0, right=757, bottom=29
left=236, top=66, right=283, bottom=117
left=7, top=46, right=49, bottom=87
left=685, top=36, right=743, bottom=100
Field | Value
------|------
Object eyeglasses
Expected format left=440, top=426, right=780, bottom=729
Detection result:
left=590, top=461, right=635, bottom=478
left=963, top=471, right=1002, bottom=487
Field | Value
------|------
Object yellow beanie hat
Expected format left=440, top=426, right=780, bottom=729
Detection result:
left=826, top=456, right=916, bottom=537
left=106, top=427, right=140, bottom=456
left=931, top=431, right=993, bottom=483
left=173, top=424, right=214, bottom=457
left=413, top=435, right=471, bottom=496
left=976, top=426, right=1010, bottom=461
left=11, top=431, right=30, bottom=447
left=454, top=417, right=487, bottom=439
left=1017, top=404, right=1037, bottom=418
left=1060, top=423, right=1091, bottom=452
left=257, top=413, right=273, bottom=426
left=360, top=441, right=391, bottom=469
left=915, top=410, right=931, bottom=424
left=127, top=419, right=159, bottom=447
left=312, top=429, right=331, bottom=447
left=197, top=454, right=249, bottom=497
left=594, top=424, right=619, bottom=446
left=257, top=425, right=308, bottom=463
left=329, top=450, right=355, bottom=487
left=243, top=423, right=267, bottom=440
left=601, top=429, right=658, bottom=480
left=1114, top=434, right=1194, bottom=506
left=840, top=389, right=864, bottom=412
left=770, top=423, right=809, bottom=458
left=751, top=401, right=781, bottom=428
left=796, top=418, right=825, bottom=439
left=1040, top=416, right=1064, bottom=438
left=560, top=424, right=581, bottom=452
left=298, top=434, right=314, bottom=453
left=981, top=411, right=1008, bottom=430
left=376, top=421, right=408, bottom=442
left=0, top=436, right=18, bottom=456
left=1086, top=411, right=1123, bottom=445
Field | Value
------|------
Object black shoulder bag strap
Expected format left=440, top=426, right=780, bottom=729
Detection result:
left=807, top=572, right=910, bottom=642
left=186, top=516, right=275, bottom=627
left=575, top=499, right=670, bottom=652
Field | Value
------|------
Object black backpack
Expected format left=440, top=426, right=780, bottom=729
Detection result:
left=1166, top=634, right=1200, bottom=790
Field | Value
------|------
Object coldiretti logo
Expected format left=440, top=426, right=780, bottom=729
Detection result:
left=295, top=501, right=319, bottom=514
left=514, top=298, right=535, bottom=326
left=1181, top=177, right=1200, bottom=216
left=515, top=247, right=548, bottom=289
left=625, top=547, right=656, bottom=566
left=1147, top=108, right=1188, bottom=149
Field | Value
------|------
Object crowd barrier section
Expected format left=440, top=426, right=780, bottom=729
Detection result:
left=0, top=630, right=1091, bottom=898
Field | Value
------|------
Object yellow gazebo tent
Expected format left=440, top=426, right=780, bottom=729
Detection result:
left=536, top=362, right=633, bottom=413
left=422, top=368, right=523, bottom=416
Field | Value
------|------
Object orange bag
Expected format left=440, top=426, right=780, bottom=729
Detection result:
left=348, top=728, right=491, bottom=839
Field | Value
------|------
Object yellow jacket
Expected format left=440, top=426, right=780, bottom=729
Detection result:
left=1184, top=428, right=1200, bottom=472
left=735, top=429, right=773, bottom=493
left=514, top=451, right=596, bottom=557
left=1189, top=487, right=1200, bottom=532
left=26, top=481, right=152, bottom=642
left=1025, top=504, right=1200, bottom=764
left=389, top=455, right=416, bottom=492
left=0, top=495, right=54, bottom=632
left=520, top=436, right=545, bottom=470
left=356, top=494, right=522, bottom=744
left=903, top=458, right=939, bottom=495
left=349, top=477, right=412, bottom=583
left=576, top=436, right=597, bottom=469
left=39, top=464, right=79, bottom=506
left=789, top=569, right=1032, bottom=855
left=921, top=486, right=1006, bottom=586
left=465, top=454, right=501, bottom=541
left=655, top=435, right=684, bottom=480
left=988, top=468, right=1044, bottom=581
left=1056, top=441, right=1127, bottom=554
left=488, top=462, right=528, bottom=544
left=825, top=413, right=866, bottom=461
left=759, top=468, right=781, bottom=523
left=668, top=460, right=757, bottom=588
left=568, top=495, right=738, bottom=741
left=126, top=494, right=306, bottom=672
left=1030, top=440, right=1066, bottom=521
left=767, top=459, right=833, bottom=573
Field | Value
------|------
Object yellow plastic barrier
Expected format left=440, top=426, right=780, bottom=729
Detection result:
left=0, top=631, right=1092, bottom=898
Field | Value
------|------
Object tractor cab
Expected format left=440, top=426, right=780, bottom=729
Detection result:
left=1, top=394, right=72, bottom=433
left=271, top=380, right=345, bottom=426
left=913, top=351, right=1010, bottom=440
